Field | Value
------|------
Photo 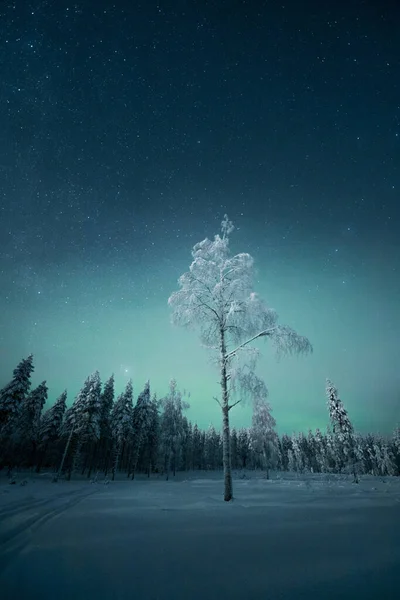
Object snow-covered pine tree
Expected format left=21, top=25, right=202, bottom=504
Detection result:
left=192, top=424, right=203, bottom=470
left=381, top=441, right=396, bottom=476
left=230, top=428, right=239, bottom=470
left=291, top=434, right=302, bottom=473
left=204, top=424, right=221, bottom=470
left=110, top=380, right=134, bottom=480
left=40, top=390, right=67, bottom=445
left=287, top=448, right=296, bottom=472
left=0, top=354, right=34, bottom=431
left=168, top=215, right=312, bottom=501
left=280, top=434, right=292, bottom=471
left=80, top=371, right=102, bottom=477
left=140, top=393, right=159, bottom=477
left=373, top=436, right=397, bottom=477
left=17, top=380, right=48, bottom=466
left=36, top=390, right=67, bottom=472
left=353, top=433, right=366, bottom=475
left=392, top=426, right=400, bottom=475
left=59, top=374, right=94, bottom=479
left=314, top=428, right=327, bottom=472
left=159, top=380, right=190, bottom=479
left=250, top=379, right=277, bottom=479
left=129, top=381, right=151, bottom=479
left=180, top=416, right=193, bottom=471
left=306, top=430, right=318, bottom=473
left=98, top=374, right=115, bottom=475
left=326, top=379, right=358, bottom=482
left=237, top=428, right=251, bottom=469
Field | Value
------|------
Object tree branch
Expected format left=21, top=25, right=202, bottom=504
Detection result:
left=225, top=328, right=277, bottom=361
left=194, top=295, right=221, bottom=321
left=228, top=399, right=242, bottom=411
left=213, top=396, right=222, bottom=408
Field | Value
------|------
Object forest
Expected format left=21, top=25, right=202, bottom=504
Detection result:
left=0, top=354, right=399, bottom=484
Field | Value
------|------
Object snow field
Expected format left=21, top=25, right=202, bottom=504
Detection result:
left=1, top=471, right=400, bottom=599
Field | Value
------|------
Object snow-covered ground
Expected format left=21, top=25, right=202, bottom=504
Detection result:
left=1, top=470, right=400, bottom=599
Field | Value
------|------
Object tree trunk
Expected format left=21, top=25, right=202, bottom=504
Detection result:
left=220, top=326, right=233, bottom=502
left=263, top=448, right=270, bottom=480
left=112, top=440, right=121, bottom=481
left=56, top=428, right=74, bottom=481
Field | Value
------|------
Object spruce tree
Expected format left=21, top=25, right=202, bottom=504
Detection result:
left=60, top=374, right=94, bottom=479
left=141, top=393, right=159, bottom=477
left=0, top=354, right=34, bottom=429
left=129, top=381, right=151, bottom=479
left=250, top=391, right=277, bottom=478
left=192, top=424, right=203, bottom=470
left=37, top=390, right=67, bottom=472
left=40, top=390, right=67, bottom=444
left=99, top=374, right=115, bottom=475
left=326, top=379, right=358, bottom=482
left=230, top=428, right=239, bottom=470
left=159, top=380, right=189, bottom=479
left=18, top=380, right=48, bottom=465
left=110, top=380, right=133, bottom=480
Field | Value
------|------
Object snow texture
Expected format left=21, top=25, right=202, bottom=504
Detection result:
left=0, top=470, right=399, bottom=599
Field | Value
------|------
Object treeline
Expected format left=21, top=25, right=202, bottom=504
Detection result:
left=0, top=355, right=399, bottom=481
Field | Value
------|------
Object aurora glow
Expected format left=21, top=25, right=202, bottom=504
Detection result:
left=1, top=1, right=399, bottom=434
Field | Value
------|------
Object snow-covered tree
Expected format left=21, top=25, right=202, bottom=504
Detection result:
left=305, top=430, right=318, bottom=472
left=139, top=393, right=159, bottom=476
left=159, top=380, right=190, bottom=479
left=237, top=428, right=251, bottom=469
left=0, top=354, right=34, bottom=432
left=98, top=374, right=115, bottom=474
left=279, top=434, right=292, bottom=471
left=60, top=372, right=102, bottom=479
left=180, top=417, right=193, bottom=471
left=291, top=434, right=303, bottom=472
left=392, top=426, right=400, bottom=475
left=129, top=381, right=152, bottom=479
left=230, top=427, right=239, bottom=470
left=40, top=390, right=67, bottom=445
left=18, top=380, right=48, bottom=465
left=80, top=371, right=102, bottom=443
left=373, top=436, right=396, bottom=477
left=168, top=215, right=312, bottom=501
left=110, top=380, right=133, bottom=480
left=99, top=374, right=114, bottom=440
left=204, top=424, right=221, bottom=470
left=192, top=424, right=204, bottom=470
left=249, top=376, right=277, bottom=478
left=36, top=390, right=67, bottom=472
left=314, top=428, right=327, bottom=472
left=326, top=380, right=358, bottom=482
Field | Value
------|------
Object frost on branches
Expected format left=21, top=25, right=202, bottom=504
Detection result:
left=326, top=379, right=358, bottom=482
left=0, top=354, right=34, bottom=431
left=168, top=215, right=312, bottom=501
left=249, top=375, right=277, bottom=479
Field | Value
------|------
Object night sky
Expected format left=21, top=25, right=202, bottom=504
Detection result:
left=1, top=0, right=399, bottom=435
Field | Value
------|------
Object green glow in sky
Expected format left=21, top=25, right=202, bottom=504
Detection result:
left=2, top=231, right=398, bottom=436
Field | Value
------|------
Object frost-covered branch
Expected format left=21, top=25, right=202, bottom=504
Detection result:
left=168, top=214, right=312, bottom=501
left=225, top=327, right=276, bottom=361
left=228, top=399, right=242, bottom=411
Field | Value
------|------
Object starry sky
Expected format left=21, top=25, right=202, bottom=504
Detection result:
left=1, top=0, right=399, bottom=435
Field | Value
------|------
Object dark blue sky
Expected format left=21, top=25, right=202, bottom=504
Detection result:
left=1, top=0, right=399, bottom=433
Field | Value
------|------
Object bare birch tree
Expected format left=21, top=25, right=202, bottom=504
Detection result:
left=168, top=215, right=312, bottom=501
